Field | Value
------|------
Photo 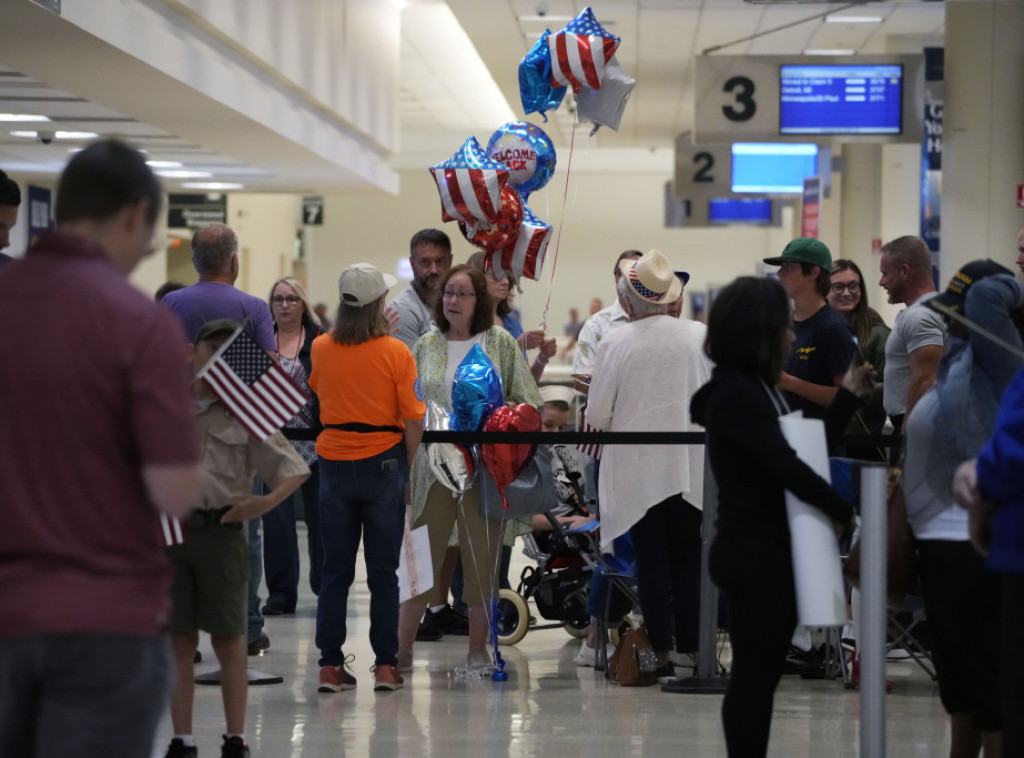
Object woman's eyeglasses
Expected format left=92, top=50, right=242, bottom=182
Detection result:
left=442, top=290, right=476, bottom=300
left=271, top=295, right=301, bottom=305
left=830, top=281, right=861, bottom=294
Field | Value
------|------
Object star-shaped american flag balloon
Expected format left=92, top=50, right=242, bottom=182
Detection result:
left=490, top=202, right=552, bottom=283
left=549, top=7, right=620, bottom=93
left=429, top=137, right=510, bottom=226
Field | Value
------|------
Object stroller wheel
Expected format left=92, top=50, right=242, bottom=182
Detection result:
left=562, top=618, right=589, bottom=639
left=495, top=589, right=530, bottom=646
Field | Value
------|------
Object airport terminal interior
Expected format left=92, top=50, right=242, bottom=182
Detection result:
left=1, top=1, right=1021, bottom=756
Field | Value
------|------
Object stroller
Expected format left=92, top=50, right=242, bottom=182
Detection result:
left=494, top=446, right=638, bottom=646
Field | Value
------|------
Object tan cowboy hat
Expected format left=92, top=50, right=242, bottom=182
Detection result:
left=618, top=249, right=683, bottom=303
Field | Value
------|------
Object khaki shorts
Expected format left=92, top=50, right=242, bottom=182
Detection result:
left=168, top=524, right=248, bottom=637
left=412, top=481, right=502, bottom=606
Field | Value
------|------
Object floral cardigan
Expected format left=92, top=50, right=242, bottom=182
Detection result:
left=410, top=325, right=542, bottom=523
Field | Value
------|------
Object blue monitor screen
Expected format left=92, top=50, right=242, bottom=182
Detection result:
left=780, top=64, right=903, bottom=135
left=731, top=143, right=818, bottom=194
left=708, top=198, right=773, bottom=225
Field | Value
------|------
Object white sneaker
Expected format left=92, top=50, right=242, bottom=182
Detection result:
left=670, top=651, right=696, bottom=669
left=886, top=646, right=912, bottom=661
left=575, top=641, right=616, bottom=668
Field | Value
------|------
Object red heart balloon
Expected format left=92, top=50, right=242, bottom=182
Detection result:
left=481, top=403, right=540, bottom=503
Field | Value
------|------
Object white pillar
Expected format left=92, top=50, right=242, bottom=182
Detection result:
left=943, top=0, right=1024, bottom=280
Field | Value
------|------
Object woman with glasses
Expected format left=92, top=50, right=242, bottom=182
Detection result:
left=260, top=277, right=325, bottom=615
left=467, top=251, right=556, bottom=382
left=828, top=260, right=891, bottom=458
left=397, top=264, right=541, bottom=672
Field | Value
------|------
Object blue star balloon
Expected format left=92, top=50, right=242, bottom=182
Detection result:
left=518, top=30, right=566, bottom=121
left=451, top=344, right=504, bottom=432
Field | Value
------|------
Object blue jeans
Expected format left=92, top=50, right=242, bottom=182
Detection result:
left=262, top=462, right=323, bottom=609
left=315, top=446, right=407, bottom=668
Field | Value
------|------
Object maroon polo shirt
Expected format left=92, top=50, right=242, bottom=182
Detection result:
left=0, top=233, right=199, bottom=638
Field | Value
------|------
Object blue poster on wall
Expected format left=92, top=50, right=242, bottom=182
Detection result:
left=921, top=47, right=943, bottom=288
left=27, top=185, right=52, bottom=247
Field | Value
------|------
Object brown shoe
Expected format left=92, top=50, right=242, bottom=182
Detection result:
left=373, top=663, right=404, bottom=691
left=318, top=656, right=357, bottom=692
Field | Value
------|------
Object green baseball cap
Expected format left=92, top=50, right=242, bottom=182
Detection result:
left=763, top=237, right=832, bottom=269
left=194, top=318, right=240, bottom=344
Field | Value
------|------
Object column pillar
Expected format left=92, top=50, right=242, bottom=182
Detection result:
left=943, top=0, right=1024, bottom=279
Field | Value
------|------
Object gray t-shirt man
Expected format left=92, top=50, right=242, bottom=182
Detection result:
left=389, top=285, right=435, bottom=350
left=883, top=293, right=945, bottom=417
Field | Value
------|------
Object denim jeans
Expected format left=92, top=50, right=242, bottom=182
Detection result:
left=262, top=462, right=323, bottom=609
left=315, top=445, right=407, bottom=668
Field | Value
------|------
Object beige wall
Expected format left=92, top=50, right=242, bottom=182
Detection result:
left=304, top=169, right=794, bottom=333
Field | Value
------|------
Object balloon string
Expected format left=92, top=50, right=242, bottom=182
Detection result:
left=538, top=121, right=578, bottom=335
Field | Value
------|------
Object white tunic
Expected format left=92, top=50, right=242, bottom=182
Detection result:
left=586, top=315, right=712, bottom=550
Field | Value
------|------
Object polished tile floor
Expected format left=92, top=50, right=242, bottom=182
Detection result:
left=155, top=528, right=951, bottom=757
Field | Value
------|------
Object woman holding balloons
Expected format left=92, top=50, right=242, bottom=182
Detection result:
left=396, top=264, right=541, bottom=672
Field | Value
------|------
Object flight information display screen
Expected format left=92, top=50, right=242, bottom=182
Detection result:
left=780, top=64, right=902, bottom=135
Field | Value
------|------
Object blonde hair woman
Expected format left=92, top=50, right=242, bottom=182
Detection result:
left=260, top=277, right=325, bottom=615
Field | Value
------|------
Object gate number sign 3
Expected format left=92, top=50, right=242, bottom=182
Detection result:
left=723, top=76, right=756, bottom=122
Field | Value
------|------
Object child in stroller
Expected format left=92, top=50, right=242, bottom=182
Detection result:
left=495, top=387, right=636, bottom=649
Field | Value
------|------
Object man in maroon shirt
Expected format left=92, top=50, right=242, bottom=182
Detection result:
left=0, top=139, right=203, bottom=758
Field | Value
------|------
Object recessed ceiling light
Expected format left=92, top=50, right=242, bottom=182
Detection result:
left=825, top=15, right=882, bottom=24
left=803, top=49, right=855, bottom=56
left=146, top=160, right=184, bottom=168
left=181, top=182, right=244, bottom=190
left=0, top=113, right=51, bottom=122
left=156, top=170, right=213, bottom=178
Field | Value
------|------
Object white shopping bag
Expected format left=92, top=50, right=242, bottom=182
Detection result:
left=398, top=522, right=433, bottom=603
left=779, top=412, right=846, bottom=628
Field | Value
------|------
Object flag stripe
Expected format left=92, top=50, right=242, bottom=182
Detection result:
left=574, top=35, right=603, bottom=90
left=204, top=365, right=277, bottom=439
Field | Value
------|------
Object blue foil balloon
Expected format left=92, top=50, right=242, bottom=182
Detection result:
left=451, top=344, right=504, bottom=432
left=486, top=122, right=557, bottom=201
left=518, top=30, right=567, bottom=122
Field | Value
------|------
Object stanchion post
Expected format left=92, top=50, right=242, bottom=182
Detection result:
left=858, top=463, right=888, bottom=758
left=696, top=461, right=720, bottom=679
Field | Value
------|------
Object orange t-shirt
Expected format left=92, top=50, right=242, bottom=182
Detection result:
left=309, top=334, right=425, bottom=461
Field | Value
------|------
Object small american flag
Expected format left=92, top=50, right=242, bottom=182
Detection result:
left=430, top=137, right=509, bottom=226
left=160, top=513, right=186, bottom=546
left=549, top=7, right=620, bottom=93
left=197, top=326, right=308, bottom=441
left=575, top=405, right=604, bottom=460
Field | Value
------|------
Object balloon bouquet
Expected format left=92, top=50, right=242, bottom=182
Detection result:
left=425, top=6, right=634, bottom=680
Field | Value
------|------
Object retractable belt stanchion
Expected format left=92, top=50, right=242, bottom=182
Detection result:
left=858, top=462, right=889, bottom=758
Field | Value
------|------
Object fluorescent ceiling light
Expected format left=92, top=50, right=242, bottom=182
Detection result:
left=803, top=49, right=854, bottom=56
left=156, top=170, right=213, bottom=178
left=0, top=113, right=51, bottom=122
left=146, top=160, right=183, bottom=168
left=181, top=182, right=243, bottom=190
left=55, top=131, right=99, bottom=140
left=825, top=15, right=882, bottom=24
left=11, top=130, right=99, bottom=139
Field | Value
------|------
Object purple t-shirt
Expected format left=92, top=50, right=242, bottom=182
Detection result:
left=0, top=233, right=200, bottom=638
left=162, top=281, right=275, bottom=351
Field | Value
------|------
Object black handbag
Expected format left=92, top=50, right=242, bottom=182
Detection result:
left=478, top=445, right=559, bottom=520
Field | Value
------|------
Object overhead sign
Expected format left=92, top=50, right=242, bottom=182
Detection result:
left=694, top=54, right=923, bottom=144
left=167, top=193, right=226, bottom=229
left=302, top=196, right=324, bottom=226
